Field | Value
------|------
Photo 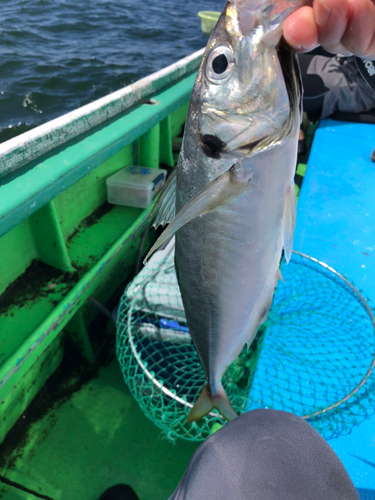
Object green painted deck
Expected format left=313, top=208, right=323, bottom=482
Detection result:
left=0, top=359, right=198, bottom=500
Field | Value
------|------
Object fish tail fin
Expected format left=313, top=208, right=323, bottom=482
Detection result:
left=187, top=384, right=238, bottom=423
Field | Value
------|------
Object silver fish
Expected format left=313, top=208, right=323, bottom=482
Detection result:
left=146, top=0, right=306, bottom=422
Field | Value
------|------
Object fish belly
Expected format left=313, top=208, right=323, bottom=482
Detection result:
left=175, top=165, right=287, bottom=394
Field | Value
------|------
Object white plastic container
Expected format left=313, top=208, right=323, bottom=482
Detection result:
left=106, top=166, right=166, bottom=209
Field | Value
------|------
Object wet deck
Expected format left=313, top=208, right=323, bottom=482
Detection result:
left=0, top=359, right=198, bottom=500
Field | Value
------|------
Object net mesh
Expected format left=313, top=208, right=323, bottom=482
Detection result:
left=116, top=248, right=375, bottom=442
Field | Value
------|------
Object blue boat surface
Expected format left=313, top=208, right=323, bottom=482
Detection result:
left=295, top=119, right=375, bottom=497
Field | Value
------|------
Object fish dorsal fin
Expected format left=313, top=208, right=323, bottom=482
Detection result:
left=144, top=162, right=252, bottom=262
left=282, top=182, right=297, bottom=263
left=277, top=268, right=285, bottom=283
left=150, top=167, right=177, bottom=228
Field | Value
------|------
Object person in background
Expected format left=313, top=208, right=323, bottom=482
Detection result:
left=299, top=50, right=375, bottom=123
left=96, top=2, right=375, bottom=498
left=285, top=0, right=375, bottom=153
left=297, top=48, right=375, bottom=154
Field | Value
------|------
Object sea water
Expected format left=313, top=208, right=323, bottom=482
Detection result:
left=0, top=0, right=222, bottom=143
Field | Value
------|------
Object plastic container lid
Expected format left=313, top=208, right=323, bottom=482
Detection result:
left=106, top=166, right=166, bottom=191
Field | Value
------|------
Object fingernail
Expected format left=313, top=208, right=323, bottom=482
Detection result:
left=315, top=0, right=331, bottom=26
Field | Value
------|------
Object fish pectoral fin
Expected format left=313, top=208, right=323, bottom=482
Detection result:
left=149, top=167, right=177, bottom=228
left=187, top=384, right=238, bottom=423
left=282, top=181, right=297, bottom=263
left=144, top=162, right=251, bottom=262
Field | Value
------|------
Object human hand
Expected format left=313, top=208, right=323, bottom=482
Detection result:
left=283, top=0, right=375, bottom=58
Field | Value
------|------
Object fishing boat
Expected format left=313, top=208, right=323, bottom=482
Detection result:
left=0, top=50, right=204, bottom=500
left=0, top=22, right=374, bottom=500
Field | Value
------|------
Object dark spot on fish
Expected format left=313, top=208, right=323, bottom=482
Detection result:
left=200, top=134, right=226, bottom=159
left=362, top=252, right=370, bottom=256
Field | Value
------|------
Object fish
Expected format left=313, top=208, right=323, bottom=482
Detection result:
left=145, top=0, right=306, bottom=422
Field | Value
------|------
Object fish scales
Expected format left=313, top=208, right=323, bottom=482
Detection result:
left=176, top=143, right=293, bottom=390
left=147, top=0, right=308, bottom=422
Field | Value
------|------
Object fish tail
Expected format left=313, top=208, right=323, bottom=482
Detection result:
left=187, top=383, right=238, bottom=423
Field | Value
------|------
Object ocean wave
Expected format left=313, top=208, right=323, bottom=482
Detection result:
left=0, top=0, right=221, bottom=143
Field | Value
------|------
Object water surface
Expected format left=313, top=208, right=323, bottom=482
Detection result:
left=0, top=0, right=222, bottom=142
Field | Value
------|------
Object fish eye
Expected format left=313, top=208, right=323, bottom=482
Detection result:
left=206, top=45, right=234, bottom=84
left=212, top=54, right=228, bottom=74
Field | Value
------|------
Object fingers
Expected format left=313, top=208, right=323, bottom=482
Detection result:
left=283, top=0, right=375, bottom=58
left=363, top=28, right=375, bottom=60
left=342, top=0, right=375, bottom=57
left=283, top=6, right=318, bottom=52
left=314, top=0, right=349, bottom=53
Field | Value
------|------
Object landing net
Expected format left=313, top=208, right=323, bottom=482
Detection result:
left=116, top=247, right=375, bottom=441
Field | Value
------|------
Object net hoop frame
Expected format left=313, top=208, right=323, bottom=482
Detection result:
left=126, top=250, right=375, bottom=421
left=293, top=250, right=375, bottom=419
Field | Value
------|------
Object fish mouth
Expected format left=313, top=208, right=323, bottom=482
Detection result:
left=234, top=137, right=268, bottom=154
